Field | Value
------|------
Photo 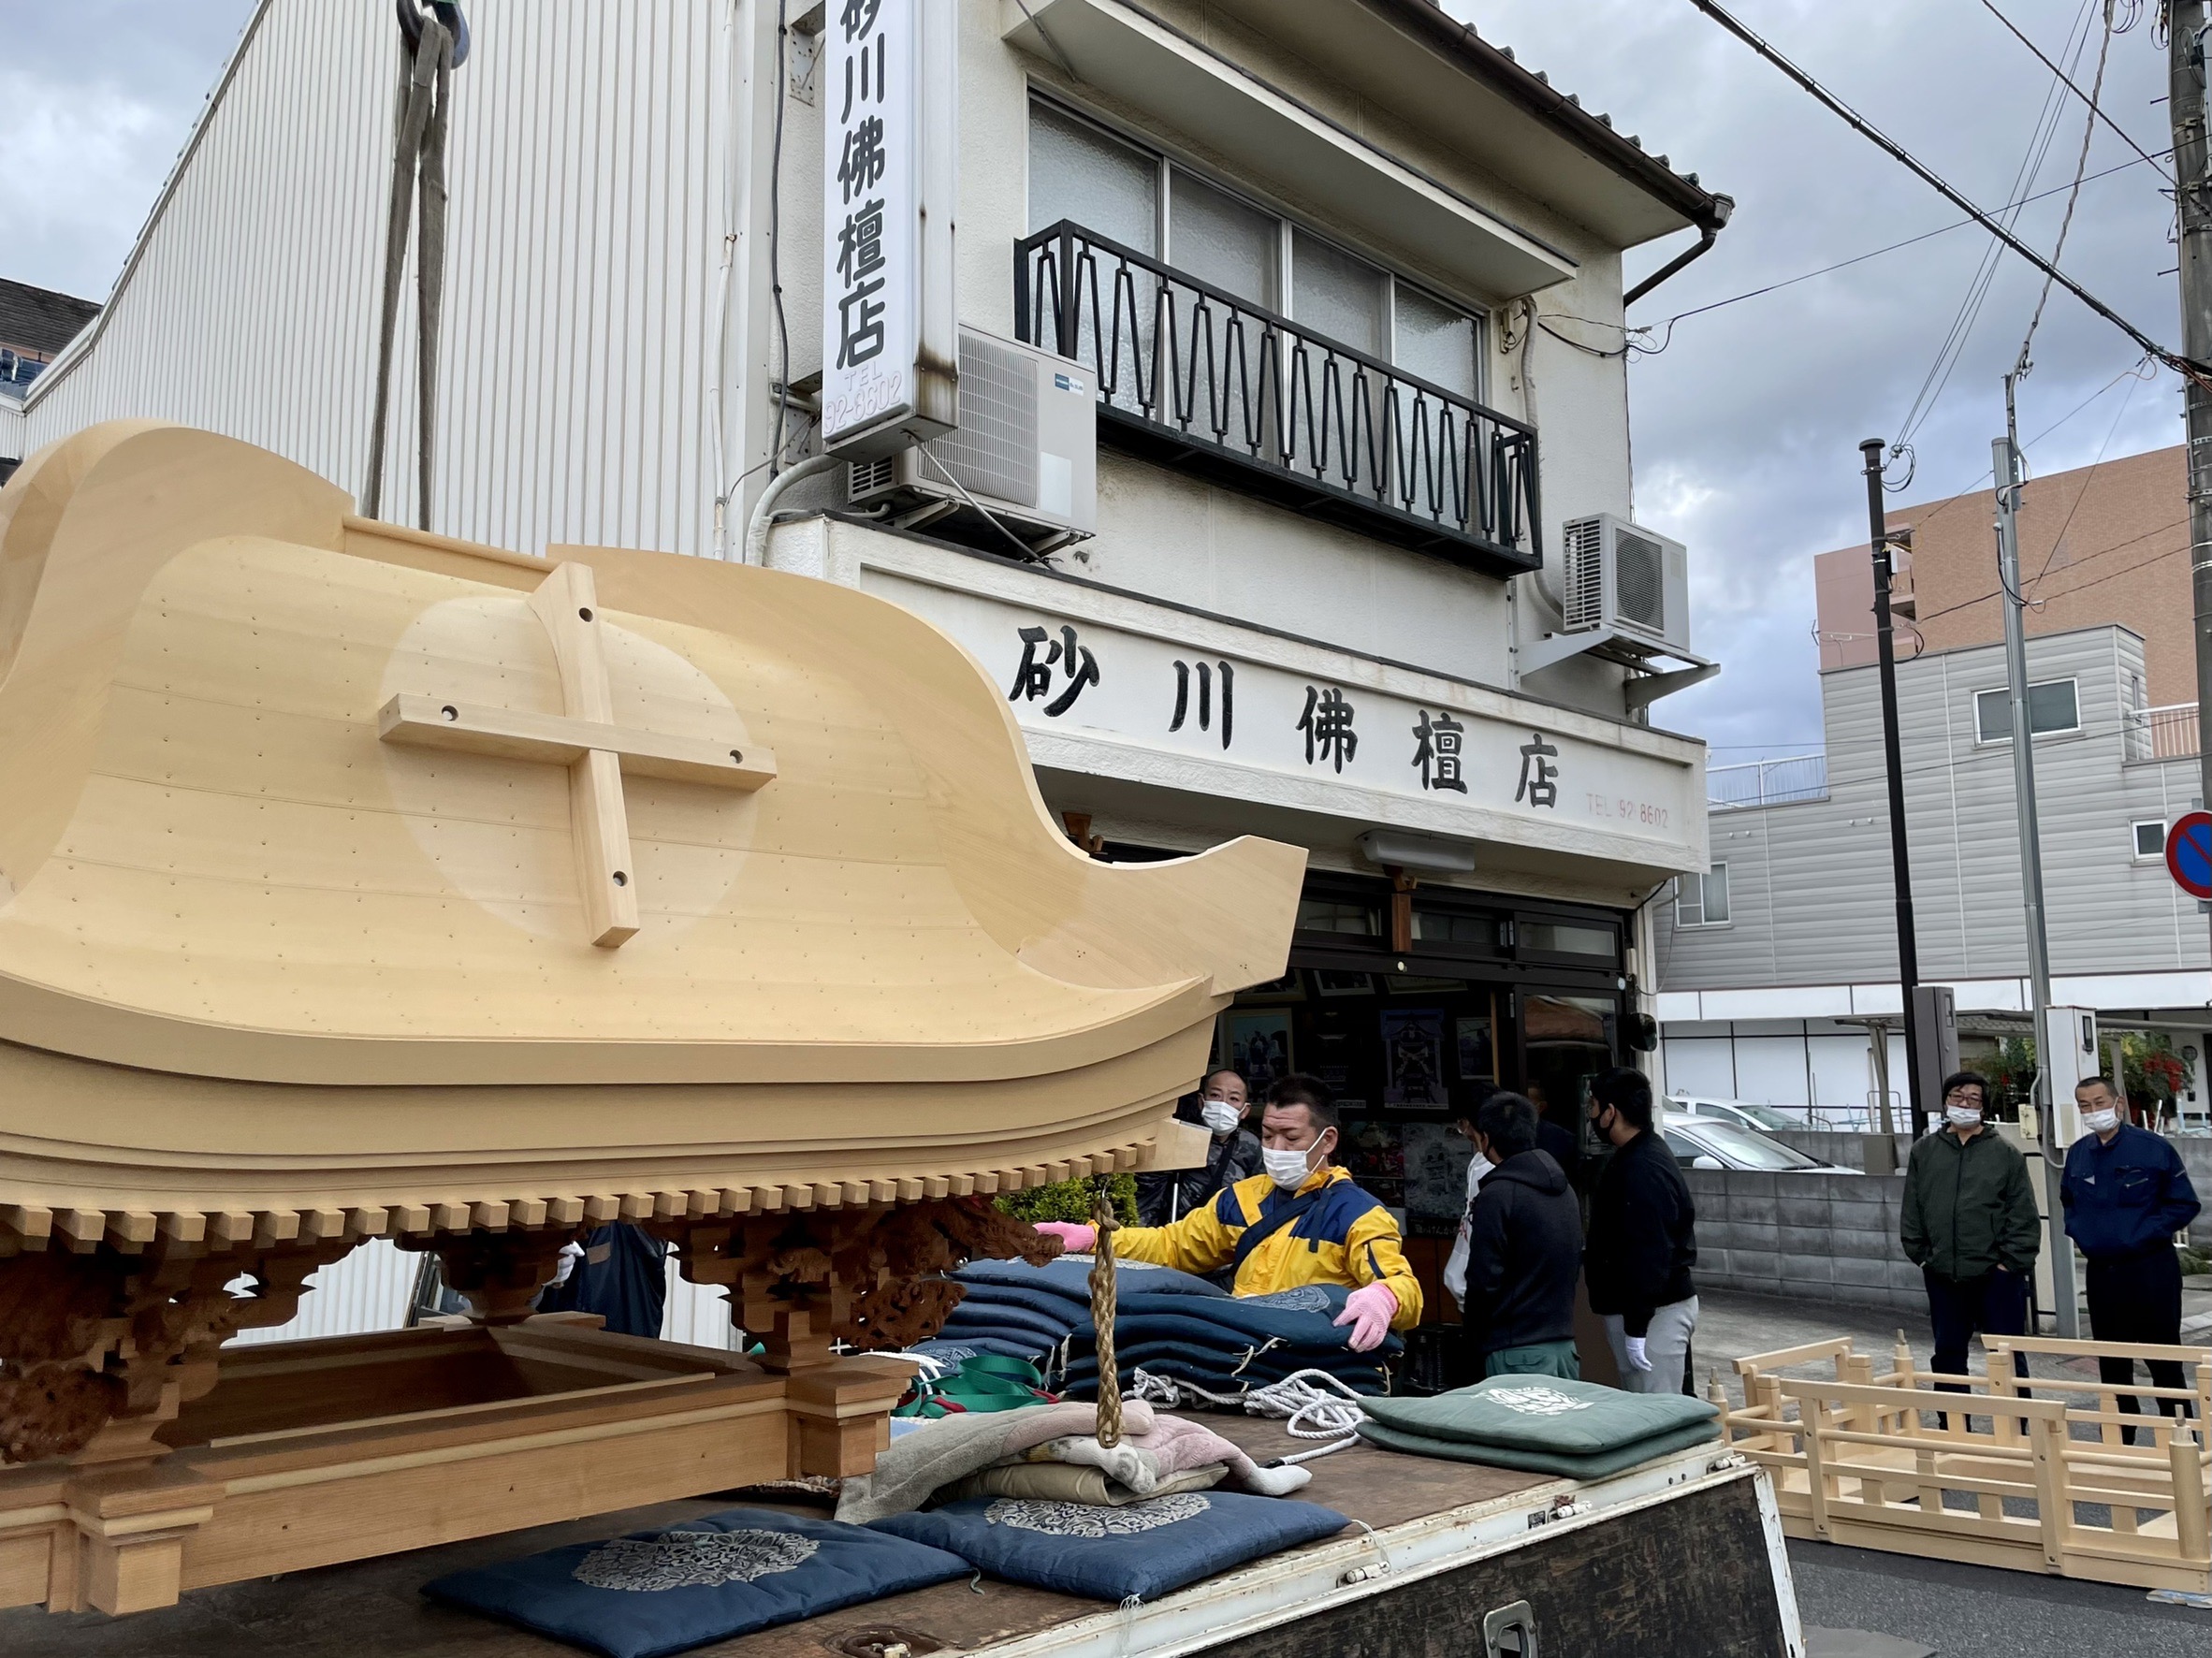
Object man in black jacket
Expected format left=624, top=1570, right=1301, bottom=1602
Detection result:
left=1135, top=1069, right=1264, bottom=1228
left=1584, top=1068, right=1697, bottom=1393
left=1461, top=1091, right=1582, bottom=1379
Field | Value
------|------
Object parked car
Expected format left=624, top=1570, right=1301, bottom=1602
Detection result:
left=1665, top=1094, right=1879, bottom=1135
left=1664, top=1094, right=1807, bottom=1135
left=1659, top=1113, right=1856, bottom=1175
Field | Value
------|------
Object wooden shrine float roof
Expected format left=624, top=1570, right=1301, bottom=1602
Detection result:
left=0, top=423, right=1303, bottom=1258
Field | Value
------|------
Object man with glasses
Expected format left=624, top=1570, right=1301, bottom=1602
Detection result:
left=1900, top=1070, right=2042, bottom=1390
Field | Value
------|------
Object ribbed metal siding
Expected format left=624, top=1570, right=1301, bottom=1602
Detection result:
left=1660, top=628, right=2212, bottom=992
left=227, top=1238, right=416, bottom=1345
left=22, top=0, right=726, bottom=558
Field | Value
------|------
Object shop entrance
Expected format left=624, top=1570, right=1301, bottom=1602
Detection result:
left=1204, top=874, right=1631, bottom=1316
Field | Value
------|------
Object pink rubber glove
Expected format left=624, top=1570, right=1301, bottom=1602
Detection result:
left=1332, top=1282, right=1398, bottom=1352
left=1031, top=1221, right=1096, bottom=1254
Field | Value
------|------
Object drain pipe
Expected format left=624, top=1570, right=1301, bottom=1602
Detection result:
left=1623, top=220, right=1724, bottom=307
left=742, top=453, right=839, bottom=565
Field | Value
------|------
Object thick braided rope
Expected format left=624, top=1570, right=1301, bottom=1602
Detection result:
left=1088, top=1181, right=1123, bottom=1448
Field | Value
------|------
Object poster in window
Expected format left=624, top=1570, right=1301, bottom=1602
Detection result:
left=1381, top=1009, right=1447, bottom=1109
left=1455, top=1015, right=1495, bottom=1084
left=1227, top=1012, right=1293, bottom=1097
left=1401, top=1122, right=1473, bottom=1226
left=1344, top=1120, right=1404, bottom=1183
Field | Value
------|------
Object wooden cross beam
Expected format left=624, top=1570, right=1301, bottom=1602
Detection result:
left=378, top=561, right=775, bottom=947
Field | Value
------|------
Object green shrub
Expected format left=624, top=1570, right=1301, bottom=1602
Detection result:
left=997, top=1173, right=1138, bottom=1229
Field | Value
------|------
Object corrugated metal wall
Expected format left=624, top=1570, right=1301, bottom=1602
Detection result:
left=22, top=0, right=730, bottom=558
left=226, top=1240, right=745, bottom=1348
left=227, top=1238, right=416, bottom=1345
left=1661, top=627, right=2212, bottom=991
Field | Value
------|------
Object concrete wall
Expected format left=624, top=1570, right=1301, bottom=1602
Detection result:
left=1686, top=1168, right=1924, bottom=1314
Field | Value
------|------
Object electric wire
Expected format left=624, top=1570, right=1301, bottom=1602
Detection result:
left=2025, top=356, right=2157, bottom=591
left=1635, top=149, right=2170, bottom=348
left=1892, top=0, right=2099, bottom=466
left=1979, top=0, right=2169, bottom=177
left=1685, top=0, right=2199, bottom=387
left=767, top=0, right=793, bottom=480
left=2015, top=0, right=2122, bottom=379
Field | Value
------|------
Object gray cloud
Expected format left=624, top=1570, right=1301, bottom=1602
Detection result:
left=0, top=2, right=257, bottom=302
left=1461, top=0, right=2182, bottom=761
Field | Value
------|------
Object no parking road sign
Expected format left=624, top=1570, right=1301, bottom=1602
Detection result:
left=2165, top=811, right=2212, bottom=900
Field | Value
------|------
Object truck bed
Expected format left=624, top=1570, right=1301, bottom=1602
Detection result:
left=1, top=1418, right=1800, bottom=1658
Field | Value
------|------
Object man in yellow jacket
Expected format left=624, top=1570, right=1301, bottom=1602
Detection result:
left=1036, top=1075, right=1422, bottom=1351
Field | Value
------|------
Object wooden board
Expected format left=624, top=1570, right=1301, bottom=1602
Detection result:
left=0, top=1417, right=1558, bottom=1657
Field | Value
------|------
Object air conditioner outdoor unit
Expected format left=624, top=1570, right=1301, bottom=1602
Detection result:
left=1558, top=512, right=1692, bottom=655
left=846, top=326, right=1097, bottom=553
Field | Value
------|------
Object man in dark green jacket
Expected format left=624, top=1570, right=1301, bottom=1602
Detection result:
left=1899, top=1070, right=2042, bottom=1390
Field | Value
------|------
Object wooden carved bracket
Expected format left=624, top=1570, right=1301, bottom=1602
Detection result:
left=661, top=1198, right=1059, bottom=1372
left=0, top=1238, right=354, bottom=1467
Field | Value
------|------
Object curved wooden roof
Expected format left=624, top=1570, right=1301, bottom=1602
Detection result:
left=0, top=424, right=1302, bottom=1254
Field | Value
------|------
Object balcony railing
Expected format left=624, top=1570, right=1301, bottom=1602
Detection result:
left=1709, top=753, right=1828, bottom=810
left=2126, top=703, right=2201, bottom=762
left=1015, top=221, right=1540, bottom=576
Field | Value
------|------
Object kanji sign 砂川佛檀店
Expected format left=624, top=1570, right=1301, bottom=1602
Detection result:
left=2164, top=811, right=2212, bottom=900
left=820, top=0, right=956, bottom=459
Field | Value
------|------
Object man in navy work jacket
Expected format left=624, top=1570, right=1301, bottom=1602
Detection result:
left=1584, top=1069, right=1698, bottom=1393
left=2060, top=1074, right=2202, bottom=1440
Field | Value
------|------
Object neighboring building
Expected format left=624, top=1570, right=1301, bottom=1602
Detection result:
left=1660, top=615, right=2212, bottom=1122
left=1815, top=444, right=2189, bottom=704
left=0, top=276, right=101, bottom=483
left=13, top=1, right=1726, bottom=1324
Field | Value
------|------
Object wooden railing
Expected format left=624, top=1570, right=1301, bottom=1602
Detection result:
left=1714, top=1332, right=2210, bottom=1591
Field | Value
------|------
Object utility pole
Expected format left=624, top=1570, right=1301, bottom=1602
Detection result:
left=1861, top=439, right=1927, bottom=1136
left=1993, top=389, right=2079, bottom=1337
left=2173, top=5, right=2212, bottom=940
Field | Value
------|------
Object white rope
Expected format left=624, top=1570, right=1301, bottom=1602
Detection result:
left=1130, top=1366, right=1370, bottom=1440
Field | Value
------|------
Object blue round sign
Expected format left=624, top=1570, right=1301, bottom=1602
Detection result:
left=2166, top=811, right=2212, bottom=900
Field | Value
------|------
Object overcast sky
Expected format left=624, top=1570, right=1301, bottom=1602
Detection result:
left=2, top=2, right=2189, bottom=764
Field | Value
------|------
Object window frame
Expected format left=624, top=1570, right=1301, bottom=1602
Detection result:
left=1972, top=678, right=2081, bottom=745
left=1675, top=865, right=1730, bottom=928
left=2133, top=819, right=2168, bottom=861
left=1026, top=90, right=1489, bottom=399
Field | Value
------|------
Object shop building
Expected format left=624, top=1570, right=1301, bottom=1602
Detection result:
left=13, top=0, right=1725, bottom=1319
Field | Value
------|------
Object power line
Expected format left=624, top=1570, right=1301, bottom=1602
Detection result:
left=1895, top=0, right=2099, bottom=453
left=1641, top=149, right=2170, bottom=338
left=2025, top=356, right=2156, bottom=591
left=1686, top=0, right=2197, bottom=380
left=1979, top=0, right=2171, bottom=178
left=2015, top=0, right=2122, bottom=377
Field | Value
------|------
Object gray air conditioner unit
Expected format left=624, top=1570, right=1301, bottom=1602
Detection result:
left=1559, top=512, right=1692, bottom=653
left=1521, top=512, right=1711, bottom=707
left=845, top=326, right=1097, bottom=554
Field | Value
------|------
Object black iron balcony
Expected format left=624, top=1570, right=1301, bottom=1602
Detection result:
left=1015, top=220, right=1540, bottom=576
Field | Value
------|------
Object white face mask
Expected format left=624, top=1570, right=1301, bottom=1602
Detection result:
left=1262, top=1140, right=1325, bottom=1190
left=1200, top=1099, right=1241, bottom=1136
left=1945, top=1103, right=1984, bottom=1129
left=2080, top=1106, right=2120, bottom=1134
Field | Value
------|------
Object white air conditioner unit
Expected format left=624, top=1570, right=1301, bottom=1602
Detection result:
left=1559, top=512, right=1692, bottom=654
left=846, top=327, right=1096, bottom=553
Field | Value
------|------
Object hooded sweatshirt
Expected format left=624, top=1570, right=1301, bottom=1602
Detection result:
left=1460, top=1149, right=1582, bottom=1355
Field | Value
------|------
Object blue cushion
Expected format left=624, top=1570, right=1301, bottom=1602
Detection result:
left=949, top=1280, right=1094, bottom=1327
left=939, top=1302, right=1077, bottom=1343
left=422, top=1508, right=971, bottom=1658
left=868, top=1491, right=1347, bottom=1602
left=956, top=1255, right=1228, bottom=1303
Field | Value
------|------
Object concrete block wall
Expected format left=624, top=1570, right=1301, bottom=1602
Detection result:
left=1771, top=1128, right=1914, bottom=1172
left=1684, top=1169, right=1924, bottom=1314
left=2176, top=1140, right=2212, bottom=1250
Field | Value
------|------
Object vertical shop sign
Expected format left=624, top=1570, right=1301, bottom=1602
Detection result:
left=822, top=0, right=958, bottom=458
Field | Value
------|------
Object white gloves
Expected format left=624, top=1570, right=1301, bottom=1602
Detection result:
left=1623, top=1335, right=1653, bottom=1373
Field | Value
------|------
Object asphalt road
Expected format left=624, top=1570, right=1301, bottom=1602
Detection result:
left=1789, top=1535, right=2210, bottom=1657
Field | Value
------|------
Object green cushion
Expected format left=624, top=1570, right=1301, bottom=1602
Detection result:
left=1360, top=1375, right=1716, bottom=1456
left=1355, top=1417, right=1722, bottom=1480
